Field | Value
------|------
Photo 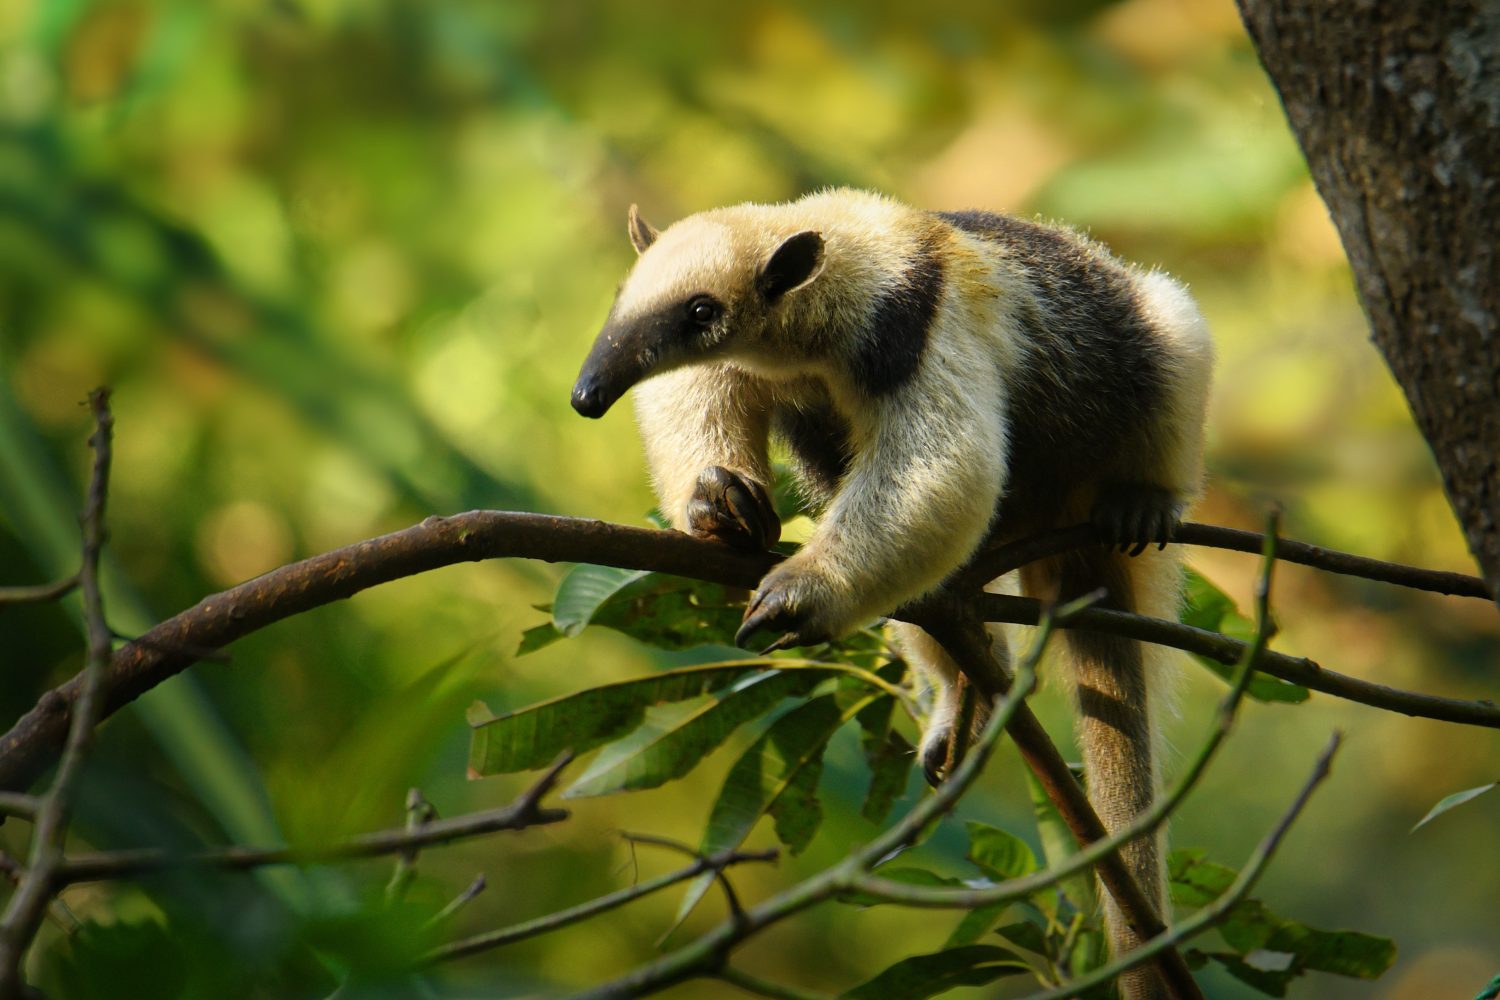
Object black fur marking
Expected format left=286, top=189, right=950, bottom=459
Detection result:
left=772, top=393, right=852, bottom=508
left=759, top=231, right=825, bottom=301
left=848, top=233, right=945, bottom=397
left=936, top=211, right=1173, bottom=527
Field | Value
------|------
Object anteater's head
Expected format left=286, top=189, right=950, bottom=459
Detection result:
left=571, top=204, right=824, bottom=418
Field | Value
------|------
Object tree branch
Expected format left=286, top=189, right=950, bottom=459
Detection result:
left=963, top=522, right=1491, bottom=600
left=0, top=389, right=114, bottom=1000
left=0, top=798, right=35, bottom=823
left=54, top=753, right=572, bottom=886
left=0, top=576, right=79, bottom=608
left=3, top=510, right=1489, bottom=795
left=972, top=595, right=1500, bottom=728
left=426, top=844, right=778, bottom=965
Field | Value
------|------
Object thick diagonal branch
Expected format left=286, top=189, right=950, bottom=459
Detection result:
left=2, top=514, right=1493, bottom=796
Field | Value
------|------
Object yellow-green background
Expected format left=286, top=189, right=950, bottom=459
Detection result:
left=1, top=0, right=1495, bottom=997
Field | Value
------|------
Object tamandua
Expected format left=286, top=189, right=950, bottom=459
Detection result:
left=571, top=189, right=1213, bottom=999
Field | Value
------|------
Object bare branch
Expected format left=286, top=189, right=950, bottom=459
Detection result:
left=0, top=576, right=78, bottom=608
left=428, top=846, right=777, bottom=964
left=423, top=874, right=487, bottom=929
left=2, top=507, right=1489, bottom=795
left=0, top=797, right=36, bottom=823
left=0, top=389, right=114, bottom=999
left=963, top=521, right=1491, bottom=600
left=385, top=787, right=437, bottom=905
left=972, top=595, right=1500, bottom=728
left=55, top=754, right=572, bottom=886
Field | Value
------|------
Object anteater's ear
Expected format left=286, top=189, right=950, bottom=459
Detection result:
left=758, top=230, right=825, bottom=301
left=627, top=204, right=660, bottom=255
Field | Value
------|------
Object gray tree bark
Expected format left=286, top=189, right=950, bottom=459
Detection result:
left=1236, top=0, right=1500, bottom=603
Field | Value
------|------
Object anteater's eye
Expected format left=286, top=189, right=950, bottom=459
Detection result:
left=688, top=297, right=720, bottom=325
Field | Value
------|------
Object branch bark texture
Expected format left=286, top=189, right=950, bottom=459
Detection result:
left=1237, top=0, right=1500, bottom=600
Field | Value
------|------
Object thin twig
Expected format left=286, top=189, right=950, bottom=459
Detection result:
left=0, top=576, right=79, bottom=608
left=0, top=390, right=115, bottom=1000
left=962, top=521, right=1490, bottom=599
left=0, top=857, right=77, bottom=938
left=0, top=796, right=37, bottom=822
left=423, top=874, right=486, bottom=929
left=618, top=833, right=755, bottom=922
left=56, top=754, right=572, bottom=886
left=386, top=788, right=436, bottom=905
left=427, top=847, right=777, bottom=964
left=971, top=593, right=1499, bottom=727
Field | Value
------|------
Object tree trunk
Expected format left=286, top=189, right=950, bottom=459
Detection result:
left=1236, top=0, right=1500, bottom=603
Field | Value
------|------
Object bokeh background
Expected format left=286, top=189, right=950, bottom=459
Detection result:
left=1, top=0, right=1497, bottom=997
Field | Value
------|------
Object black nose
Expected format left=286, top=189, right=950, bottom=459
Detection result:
left=571, top=379, right=610, bottom=418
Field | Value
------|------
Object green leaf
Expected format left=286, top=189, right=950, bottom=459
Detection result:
left=551, top=564, right=651, bottom=636
left=701, top=693, right=864, bottom=855
left=854, top=663, right=915, bottom=823
left=1208, top=951, right=1295, bottom=997
left=1411, top=782, right=1498, bottom=832
left=672, top=689, right=886, bottom=929
left=1168, top=847, right=1238, bottom=907
left=1180, top=567, right=1253, bottom=635
left=860, top=728, right=915, bottom=823
left=1172, top=852, right=1396, bottom=988
left=965, top=821, right=1039, bottom=880
left=564, top=669, right=835, bottom=798
left=1180, top=568, right=1309, bottom=704
left=547, top=565, right=751, bottom=650
left=840, top=945, right=1032, bottom=999
left=944, top=903, right=1010, bottom=948
left=995, top=921, right=1050, bottom=956
left=1068, top=928, right=1108, bottom=980
left=468, top=664, right=770, bottom=775
left=1259, top=920, right=1395, bottom=980
left=515, top=622, right=565, bottom=655
left=768, top=739, right=828, bottom=854
left=1220, top=899, right=1280, bottom=953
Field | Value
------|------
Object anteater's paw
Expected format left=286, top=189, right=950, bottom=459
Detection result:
left=918, top=723, right=954, bottom=788
left=1091, top=483, right=1182, bottom=557
left=917, top=694, right=993, bottom=787
left=735, top=562, right=835, bottom=653
left=686, top=466, right=781, bottom=552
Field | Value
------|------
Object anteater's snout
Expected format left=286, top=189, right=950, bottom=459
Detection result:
left=571, top=377, right=612, bottom=419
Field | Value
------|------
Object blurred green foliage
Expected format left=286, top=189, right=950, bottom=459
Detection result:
left=1, top=0, right=1496, bottom=998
